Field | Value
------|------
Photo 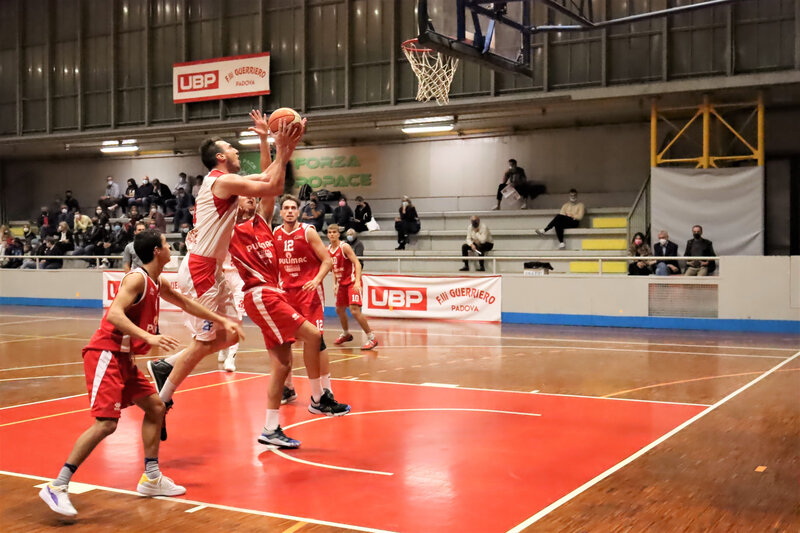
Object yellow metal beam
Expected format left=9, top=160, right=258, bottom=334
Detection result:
left=757, top=92, right=765, bottom=166
left=702, top=95, right=711, bottom=169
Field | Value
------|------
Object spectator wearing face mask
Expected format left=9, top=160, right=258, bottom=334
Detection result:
left=73, top=209, right=92, bottom=234
left=93, top=205, right=111, bottom=227
left=64, top=190, right=80, bottom=213
left=653, top=230, right=679, bottom=276
left=150, top=178, right=173, bottom=213
left=352, top=196, right=372, bottom=233
left=345, top=228, right=364, bottom=268
left=460, top=216, right=494, bottom=272
left=147, top=206, right=167, bottom=233
left=34, top=237, right=66, bottom=269
left=684, top=225, right=716, bottom=276
left=100, top=175, right=121, bottom=210
left=57, top=204, right=74, bottom=230
left=98, top=221, right=128, bottom=267
left=122, top=178, right=138, bottom=212
left=72, top=216, right=105, bottom=262
left=21, top=222, right=35, bottom=244
left=394, top=195, right=420, bottom=250
left=333, top=195, right=354, bottom=231
left=37, top=206, right=56, bottom=238
left=55, top=221, right=74, bottom=252
left=627, top=232, right=653, bottom=276
left=536, top=189, right=585, bottom=249
left=131, top=176, right=154, bottom=212
left=300, top=193, right=325, bottom=231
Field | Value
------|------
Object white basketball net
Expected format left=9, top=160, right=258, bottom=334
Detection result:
left=402, top=41, right=459, bottom=105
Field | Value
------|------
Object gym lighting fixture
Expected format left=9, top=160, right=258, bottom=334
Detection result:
left=401, top=115, right=455, bottom=134
left=100, top=140, right=139, bottom=153
left=401, top=124, right=455, bottom=134
left=239, top=131, right=274, bottom=145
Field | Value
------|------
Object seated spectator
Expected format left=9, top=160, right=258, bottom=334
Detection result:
left=99, top=175, right=121, bottom=211
left=97, top=221, right=128, bottom=267
left=173, top=172, right=190, bottom=194
left=0, top=227, right=12, bottom=265
left=122, top=178, right=138, bottom=212
left=172, top=187, right=195, bottom=232
left=56, top=204, right=74, bottom=230
left=93, top=205, right=111, bottom=227
left=147, top=206, right=167, bottom=233
left=300, top=193, right=325, bottom=231
left=460, top=216, right=494, bottom=272
left=150, top=178, right=173, bottom=213
left=333, top=195, right=354, bottom=230
left=131, top=177, right=154, bottom=212
left=536, top=189, right=585, bottom=249
left=177, top=223, right=192, bottom=256
left=191, top=175, right=203, bottom=197
left=40, top=237, right=65, bottom=269
left=128, top=205, right=142, bottom=226
left=494, top=158, right=529, bottom=210
left=653, top=230, right=680, bottom=276
left=123, top=221, right=147, bottom=272
left=394, top=195, right=420, bottom=250
left=1, top=237, right=23, bottom=269
left=64, top=190, right=80, bottom=213
left=72, top=216, right=104, bottom=260
left=20, top=242, right=36, bottom=269
left=352, top=196, right=372, bottom=233
left=73, top=209, right=92, bottom=236
left=21, top=222, right=35, bottom=244
left=627, top=232, right=653, bottom=276
left=55, top=221, right=74, bottom=252
left=37, top=206, right=56, bottom=238
left=684, top=225, right=716, bottom=276
left=345, top=228, right=364, bottom=268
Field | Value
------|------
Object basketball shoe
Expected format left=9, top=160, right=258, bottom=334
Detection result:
left=333, top=333, right=353, bottom=345
left=39, top=483, right=77, bottom=517
left=281, top=386, right=297, bottom=404
left=258, top=426, right=301, bottom=448
left=309, top=389, right=350, bottom=416
left=137, top=473, right=186, bottom=497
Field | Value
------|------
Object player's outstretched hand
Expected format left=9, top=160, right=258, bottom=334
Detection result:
left=301, top=278, right=320, bottom=291
left=248, top=109, right=269, bottom=138
left=222, top=319, right=246, bottom=342
left=272, top=118, right=306, bottom=153
left=147, top=334, right=181, bottom=352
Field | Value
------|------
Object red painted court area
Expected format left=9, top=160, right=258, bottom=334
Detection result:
left=1, top=372, right=705, bottom=532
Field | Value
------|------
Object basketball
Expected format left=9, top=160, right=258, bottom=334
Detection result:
left=268, top=107, right=301, bottom=134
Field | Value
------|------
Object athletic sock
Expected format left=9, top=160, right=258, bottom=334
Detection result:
left=164, top=349, right=185, bottom=366
left=320, top=373, right=331, bottom=392
left=159, top=379, right=177, bottom=402
left=310, top=378, right=323, bottom=402
left=342, top=330, right=350, bottom=336
left=144, top=457, right=161, bottom=479
left=264, top=409, right=280, bottom=432
left=228, top=343, right=239, bottom=357
left=368, top=332, right=375, bottom=341
left=53, top=463, right=77, bottom=487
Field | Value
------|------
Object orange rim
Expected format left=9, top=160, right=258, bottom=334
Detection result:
left=401, top=38, right=433, bottom=54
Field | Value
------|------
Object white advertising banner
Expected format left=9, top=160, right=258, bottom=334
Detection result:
left=102, top=271, right=182, bottom=311
left=362, top=274, right=502, bottom=322
left=173, top=53, right=270, bottom=104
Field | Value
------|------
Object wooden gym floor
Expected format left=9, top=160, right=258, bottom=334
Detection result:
left=0, top=305, right=798, bottom=532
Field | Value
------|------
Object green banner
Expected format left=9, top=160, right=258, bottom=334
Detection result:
left=240, top=148, right=374, bottom=190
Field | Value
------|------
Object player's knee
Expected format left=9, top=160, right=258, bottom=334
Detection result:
left=95, top=418, right=118, bottom=436
left=148, top=399, right=166, bottom=420
left=349, top=304, right=362, bottom=315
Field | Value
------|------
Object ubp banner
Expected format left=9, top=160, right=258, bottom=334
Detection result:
left=362, top=275, right=501, bottom=322
left=173, top=52, right=270, bottom=104
left=102, top=271, right=181, bottom=311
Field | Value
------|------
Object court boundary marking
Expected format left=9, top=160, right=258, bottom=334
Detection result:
left=506, top=349, right=800, bottom=532
left=0, top=470, right=397, bottom=533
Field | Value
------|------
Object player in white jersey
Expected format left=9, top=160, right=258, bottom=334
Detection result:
left=217, top=197, right=256, bottom=372
left=147, top=110, right=304, bottom=440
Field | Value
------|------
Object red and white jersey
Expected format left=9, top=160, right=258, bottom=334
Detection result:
left=228, top=214, right=281, bottom=292
left=191, top=169, right=239, bottom=261
left=329, top=243, right=354, bottom=286
left=274, top=223, right=321, bottom=289
left=84, top=268, right=160, bottom=355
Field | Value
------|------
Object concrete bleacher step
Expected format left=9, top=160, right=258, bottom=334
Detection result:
left=581, top=238, right=627, bottom=251
left=569, top=260, right=627, bottom=274
left=591, top=216, right=627, bottom=229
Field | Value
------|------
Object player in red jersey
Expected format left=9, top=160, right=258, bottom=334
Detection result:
left=230, top=193, right=350, bottom=447
left=273, top=194, right=335, bottom=404
left=327, top=223, right=378, bottom=350
left=147, top=111, right=304, bottom=439
left=39, top=229, right=243, bottom=518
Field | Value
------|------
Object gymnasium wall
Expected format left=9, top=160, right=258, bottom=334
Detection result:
left=2, top=256, right=798, bottom=332
left=3, top=121, right=649, bottom=221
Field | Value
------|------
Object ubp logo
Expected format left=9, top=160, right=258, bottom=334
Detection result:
left=107, top=280, right=121, bottom=300
left=368, top=286, right=426, bottom=311
left=178, top=71, right=219, bottom=92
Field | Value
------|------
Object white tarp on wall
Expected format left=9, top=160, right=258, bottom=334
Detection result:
left=651, top=167, right=764, bottom=256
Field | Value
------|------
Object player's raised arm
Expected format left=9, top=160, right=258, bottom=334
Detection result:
left=106, top=273, right=180, bottom=352
left=248, top=109, right=272, bottom=171
left=158, top=276, right=246, bottom=342
left=302, top=226, right=334, bottom=291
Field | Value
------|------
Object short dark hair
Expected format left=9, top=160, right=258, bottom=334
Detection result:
left=280, top=194, right=300, bottom=208
left=692, top=224, right=703, bottom=232
left=569, top=188, right=578, bottom=194
left=134, top=229, right=163, bottom=263
left=179, top=172, right=187, bottom=178
left=200, top=137, right=225, bottom=170
left=355, top=195, right=364, bottom=202
left=66, top=189, right=72, bottom=194
left=509, top=159, right=517, bottom=165
left=135, top=221, right=147, bottom=230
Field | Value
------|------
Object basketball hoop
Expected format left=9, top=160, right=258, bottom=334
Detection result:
left=401, top=38, right=459, bottom=106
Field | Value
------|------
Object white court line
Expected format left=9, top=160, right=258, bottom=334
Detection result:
left=185, top=505, right=207, bottom=513
left=0, top=361, right=85, bottom=372
left=420, top=382, right=459, bottom=388
left=506, top=349, right=800, bottom=532
left=0, top=317, right=62, bottom=327
left=0, top=393, right=86, bottom=410
left=271, top=449, right=394, bottom=477
left=0, top=333, right=77, bottom=345
left=0, top=374, right=84, bottom=382
left=369, top=344, right=787, bottom=360
left=0, top=470, right=397, bottom=533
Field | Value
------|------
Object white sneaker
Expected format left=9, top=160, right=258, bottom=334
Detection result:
left=535, top=228, right=545, bottom=236
left=39, top=482, right=77, bottom=517
left=223, top=356, right=236, bottom=372
left=137, top=473, right=186, bottom=497
left=520, top=203, right=527, bottom=210
left=558, top=242, right=566, bottom=249
left=217, top=348, right=228, bottom=363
